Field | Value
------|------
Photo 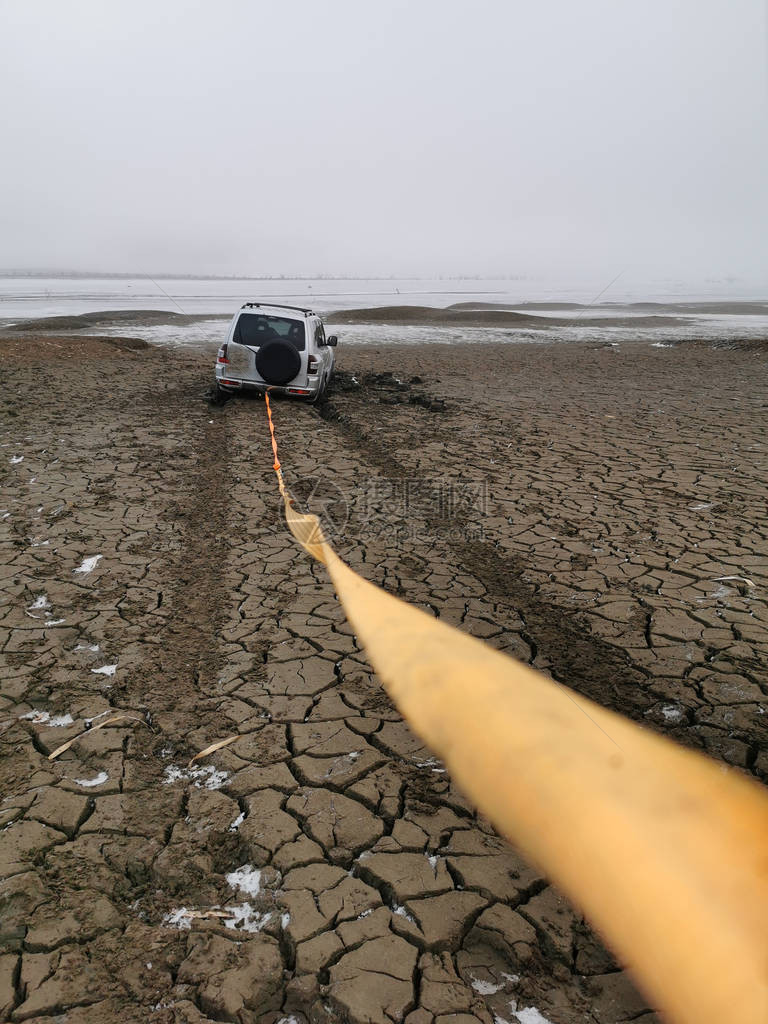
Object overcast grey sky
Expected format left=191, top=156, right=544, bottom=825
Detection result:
left=1, top=0, right=766, bottom=279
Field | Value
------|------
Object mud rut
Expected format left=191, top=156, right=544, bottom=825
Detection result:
left=2, top=340, right=766, bottom=1024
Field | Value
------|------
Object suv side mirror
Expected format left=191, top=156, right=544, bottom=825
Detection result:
left=326, top=335, right=338, bottom=347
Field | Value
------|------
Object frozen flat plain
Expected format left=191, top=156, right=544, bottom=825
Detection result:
left=2, top=274, right=767, bottom=348
left=121, top=315, right=768, bottom=350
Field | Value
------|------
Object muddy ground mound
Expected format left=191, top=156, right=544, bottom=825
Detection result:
left=1, top=310, right=228, bottom=334
left=326, top=305, right=686, bottom=329
left=0, top=334, right=150, bottom=361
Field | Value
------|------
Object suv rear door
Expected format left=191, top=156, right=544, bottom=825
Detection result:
left=230, top=312, right=308, bottom=385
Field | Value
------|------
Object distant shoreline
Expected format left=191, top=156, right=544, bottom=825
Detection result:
left=4, top=302, right=768, bottom=341
left=0, top=271, right=528, bottom=282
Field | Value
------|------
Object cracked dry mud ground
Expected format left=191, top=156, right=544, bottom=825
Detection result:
left=1, top=335, right=766, bottom=1024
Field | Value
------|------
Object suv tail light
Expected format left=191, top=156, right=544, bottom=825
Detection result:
left=217, top=344, right=229, bottom=365
left=307, top=354, right=319, bottom=375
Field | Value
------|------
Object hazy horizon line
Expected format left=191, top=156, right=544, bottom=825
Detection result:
left=0, top=269, right=759, bottom=285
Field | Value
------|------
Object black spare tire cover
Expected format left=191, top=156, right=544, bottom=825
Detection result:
left=255, top=341, right=301, bottom=385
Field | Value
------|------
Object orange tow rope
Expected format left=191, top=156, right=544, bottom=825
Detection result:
left=261, top=396, right=768, bottom=1024
left=264, top=392, right=286, bottom=495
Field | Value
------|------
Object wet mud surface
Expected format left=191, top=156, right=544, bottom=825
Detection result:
left=1, top=335, right=766, bottom=1023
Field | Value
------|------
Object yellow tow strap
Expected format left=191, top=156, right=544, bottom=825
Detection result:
left=263, top=393, right=768, bottom=1024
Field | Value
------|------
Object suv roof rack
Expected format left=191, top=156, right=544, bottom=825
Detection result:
left=241, top=302, right=314, bottom=317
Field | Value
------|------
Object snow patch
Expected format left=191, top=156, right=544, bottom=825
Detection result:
left=10, top=455, right=24, bottom=464
left=515, top=1008, right=556, bottom=1024
left=226, top=865, right=262, bottom=897
left=20, top=710, right=74, bottom=727
left=661, top=704, right=684, bottom=723
left=74, top=554, right=102, bottom=574
left=393, top=904, right=416, bottom=924
left=29, top=595, right=50, bottom=611
left=20, top=709, right=49, bottom=723
left=225, top=904, right=272, bottom=934
left=74, top=771, right=109, bottom=788
left=228, top=812, right=245, bottom=832
left=91, top=664, right=117, bottom=676
left=472, top=978, right=504, bottom=995
left=163, top=908, right=192, bottom=930
left=48, top=713, right=74, bottom=727
left=415, top=757, right=442, bottom=768
left=163, top=763, right=230, bottom=791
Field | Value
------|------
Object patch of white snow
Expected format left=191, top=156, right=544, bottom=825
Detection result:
left=74, top=554, right=102, bottom=574
left=91, top=664, right=117, bottom=676
left=393, top=904, right=416, bottom=924
left=20, top=710, right=74, bottom=727
left=226, top=865, right=262, bottom=897
left=515, top=1008, right=556, bottom=1024
left=163, top=764, right=229, bottom=790
left=163, top=908, right=192, bottom=930
left=661, top=704, right=684, bottom=723
left=472, top=978, right=504, bottom=995
left=74, top=771, right=109, bottom=788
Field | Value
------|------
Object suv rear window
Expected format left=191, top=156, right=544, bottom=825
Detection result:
left=234, top=314, right=305, bottom=350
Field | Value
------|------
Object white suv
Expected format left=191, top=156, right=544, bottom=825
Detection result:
left=215, top=302, right=337, bottom=402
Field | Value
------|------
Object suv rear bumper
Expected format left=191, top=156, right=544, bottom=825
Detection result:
left=217, top=377, right=320, bottom=398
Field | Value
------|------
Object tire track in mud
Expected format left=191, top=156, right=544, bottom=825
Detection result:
left=448, top=539, right=651, bottom=712
left=123, top=387, right=233, bottom=730
left=214, top=389, right=645, bottom=1024
left=317, top=387, right=651, bottom=722
left=0, top=360, right=262, bottom=1023
left=316, top=348, right=768, bottom=788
